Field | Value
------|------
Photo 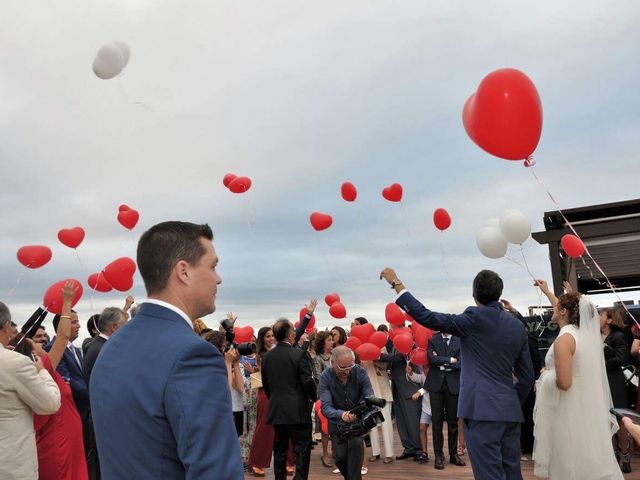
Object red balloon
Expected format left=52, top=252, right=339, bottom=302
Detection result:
left=351, top=324, right=375, bottom=343
left=393, top=333, right=414, bottom=355
left=117, top=208, right=140, bottom=230
left=433, top=208, right=452, bottom=231
left=410, top=348, right=428, bottom=366
left=325, top=293, right=340, bottom=306
left=17, top=245, right=52, bottom=269
left=357, top=343, right=381, bottom=361
left=43, top=279, right=83, bottom=314
left=223, top=173, right=237, bottom=188
left=389, top=326, right=412, bottom=340
left=345, top=336, right=362, bottom=351
left=385, top=303, right=406, bottom=326
left=561, top=234, right=586, bottom=258
left=341, top=182, right=358, bottom=202
left=119, top=204, right=131, bottom=212
left=228, top=176, right=252, bottom=194
left=369, top=331, right=388, bottom=349
left=87, top=272, right=113, bottom=292
left=310, top=212, right=333, bottom=231
left=414, top=326, right=433, bottom=349
left=298, top=308, right=316, bottom=332
left=234, top=326, right=255, bottom=343
left=382, top=183, right=403, bottom=202
left=463, top=68, right=543, bottom=161
left=103, top=257, right=136, bottom=292
left=58, top=227, right=86, bottom=249
left=329, top=301, right=347, bottom=319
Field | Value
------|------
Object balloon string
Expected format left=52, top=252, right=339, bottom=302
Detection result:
left=116, top=76, right=152, bottom=111
left=526, top=163, right=639, bottom=329
left=439, top=233, right=449, bottom=284
left=519, top=245, right=537, bottom=283
left=4, top=269, right=27, bottom=299
left=242, top=192, right=257, bottom=237
left=399, top=201, right=410, bottom=248
left=74, top=249, right=95, bottom=314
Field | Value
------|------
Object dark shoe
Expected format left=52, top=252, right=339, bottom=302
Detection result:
left=383, top=457, right=394, bottom=464
left=368, top=455, right=380, bottom=462
left=450, top=454, right=466, bottom=466
left=396, top=451, right=415, bottom=460
left=415, top=452, right=429, bottom=464
left=434, top=456, right=445, bottom=470
left=621, top=452, right=632, bottom=474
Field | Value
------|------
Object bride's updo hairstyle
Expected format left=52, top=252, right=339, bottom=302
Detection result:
left=557, top=292, right=581, bottom=327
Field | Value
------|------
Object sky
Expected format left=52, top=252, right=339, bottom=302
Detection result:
left=1, top=0, right=639, bottom=338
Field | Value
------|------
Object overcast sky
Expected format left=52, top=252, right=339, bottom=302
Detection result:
left=1, top=0, right=639, bottom=338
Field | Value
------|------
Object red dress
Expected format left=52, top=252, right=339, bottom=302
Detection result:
left=33, top=355, right=88, bottom=480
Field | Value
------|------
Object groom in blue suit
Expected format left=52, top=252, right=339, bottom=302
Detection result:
left=90, top=222, right=243, bottom=480
left=381, top=268, right=534, bottom=480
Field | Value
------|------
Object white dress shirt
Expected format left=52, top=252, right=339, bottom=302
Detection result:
left=143, top=299, right=194, bottom=330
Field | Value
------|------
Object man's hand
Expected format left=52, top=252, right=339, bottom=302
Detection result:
left=225, top=347, right=239, bottom=364
left=380, top=268, right=399, bottom=285
left=341, top=411, right=357, bottom=423
left=406, top=364, right=414, bottom=376
left=500, top=299, right=517, bottom=313
left=226, top=312, right=238, bottom=326
left=123, top=295, right=135, bottom=311
left=411, top=391, right=422, bottom=401
left=451, top=357, right=458, bottom=364
left=306, top=299, right=318, bottom=314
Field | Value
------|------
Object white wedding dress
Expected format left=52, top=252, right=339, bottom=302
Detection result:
left=533, top=297, right=622, bottom=479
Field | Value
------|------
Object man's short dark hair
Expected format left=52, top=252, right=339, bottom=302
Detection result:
left=52, top=309, right=77, bottom=332
left=472, top=270, right=504, bottom=305
left=273, top=319, right=294, bottom=342
left=137, top=221, right=214, bottom=295
left=203, top=330, right=226, bottom=352
left=87, top=315, right=100, bottom=337
left=353, top=317, right=368, bottom=325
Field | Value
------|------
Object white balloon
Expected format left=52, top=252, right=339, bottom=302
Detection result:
left=112, top=41, right=130, bottom=68
left=499, top=210, right=531, bottom=244
left=486, top=217, right=500, bottom=229
left=476, top=227, right=508, bottom=259
left=92, top=44, right=124, bottom=80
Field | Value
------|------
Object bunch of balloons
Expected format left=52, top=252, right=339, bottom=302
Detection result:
left=223, top=173, right=252, bottom=194
left=476, top=209, right=531, bottom=259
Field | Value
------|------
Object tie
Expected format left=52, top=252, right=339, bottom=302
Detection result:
left=444, top=337, right=450, bottom=349
left=69, top=346, right=82, bottom=369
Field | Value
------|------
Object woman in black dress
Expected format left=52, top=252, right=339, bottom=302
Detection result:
left=601, top=307, right=631, bottom=473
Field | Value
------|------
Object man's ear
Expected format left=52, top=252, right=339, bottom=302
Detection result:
left=174, top=260, right=190, bottom=285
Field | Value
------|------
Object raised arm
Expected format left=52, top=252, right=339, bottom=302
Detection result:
left=534, top=279, right=558, bottom=308
left=48, top=281, right=77, bottom=370
left=295, top=299, right=318, bottom=344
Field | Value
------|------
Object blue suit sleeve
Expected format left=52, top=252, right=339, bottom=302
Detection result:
left=427, top=339, right=454, bottom=367
left=514, top=336, right=534, bottom=405
left=164, top=341, right=244, bottom=480
left=396, top=291, right=471, bottom=338
left=295, top=313, right=312, bottom=344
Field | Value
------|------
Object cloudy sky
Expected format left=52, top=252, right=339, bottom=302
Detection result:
left=1, top=0, right=639, bottom=337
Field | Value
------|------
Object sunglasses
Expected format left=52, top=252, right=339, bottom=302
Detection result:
left=335, top=363, right=355, bottom=372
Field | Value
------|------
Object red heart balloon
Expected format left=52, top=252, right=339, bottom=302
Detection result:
left=433, top=208, right=452, bottom=231
left=58, top=227, right=86, bottom=249
left=310, top=212, right=333, bottom=231
left=356, top=343, right=381, bottom=361
left=17, top=245, right=53, bottom=269
left=329, top=301, right=347, bottom=319
left=463, top=68, right=543, bottom=161
left=389, top=326, right=412, bottom=340
left=103, top=257, right=136, bottom=292
left=561, top=234, right=586, bottom=258
left=298, top=308, right=316, bottom=332
left=351, top=324, right=374, bottom=343
left=409, top=348, right=428, bottom=366
left=341, top=182, right=358, bottom=202
left=87, top=272, right=113, bottom=292
left=324, top=293, right=340, bottom=306
left=117, top=208, right=140, bottom=230
left=223, top=173, right=237, bottom=188
left=344, top=336, right=362, bottom=351
left=382, top=183, right=403, bottom=202
left=43, top=278, right=83, bottom=314
left=385, top=303, right=406, bottom=326
left=369, top=331, right=389, bottom=349
left=119, top=204, right=131, bottom=212
left=228, top=176, right=252, bottom=194
left=392, top=333, right=414, bottom=355
left=413, top=325, right=433, bottom=349
left=234, top=326, right=255, bottom=343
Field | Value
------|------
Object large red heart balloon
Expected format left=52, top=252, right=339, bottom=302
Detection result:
left=298, top=308, right=316, bottom=332
left=117, top=208, right=140, bottom=230
left=58, top=227, right=86, bottom=249
left=43, top=278, right=83, bottom=314
left=329, top=301, right=347, bottom=319
left=357, top=343, right=381, bottom=361
left=234, top=326, right=255, bottom=343
left=324, top=293, right=340, bottom=306
left=17, top=245, right=53, bottom=269
left=413, top=325, right=433, bottom=349
left=409, top=348, right=428, bottom=366
left=87, top=272, right=113, bottom=292
left=228, top=176, right=252, bottom=194
left=351, top=324, right=375, bottom=343
left=463, top=68, right=543, bottom=161
left=344, top=336, right=362, bottom=351
left=310, top=212, right=333, bottom=231
left=433, top=208, right=452, bottom=231
left=341, top=182, right=358, bottom=202
left=385, top=303, right=406, bottom=326
left=561, top=234, right=586, bottom=258
left=393, top=333, right=414, bottom=355
left=103, top=257, right=136, bottom=292
left=223, top=173, right=237, bottom=188
left=382, top=183, right=403, bottom=202
left=389, top=326, right=412, bottom=340
left=369, top=331, right=389, bottom=349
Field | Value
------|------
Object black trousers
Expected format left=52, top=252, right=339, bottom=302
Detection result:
left=273, top=423, right=312, bottom=480
left=520, top=389, right=535, bottom=454
left=85, top=414, right=100, bottom=480
left=429, top=377, right=459, bottom=458
left=330, top=429, right=364, bottom=480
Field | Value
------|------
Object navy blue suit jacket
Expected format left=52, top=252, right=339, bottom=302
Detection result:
left=426, top=333, right=461, bottom=394
left=46, top=338, right=89, bottom=421
left=90, top=303, right=243, bottom=480
left=397, top=292, right=534, bottom=423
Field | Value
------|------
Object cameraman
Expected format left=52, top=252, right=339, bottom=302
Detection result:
left=319, top=346, right=374, bottom=480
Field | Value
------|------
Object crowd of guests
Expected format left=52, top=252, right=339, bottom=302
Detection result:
left=1, top=219, right=639, bottom=480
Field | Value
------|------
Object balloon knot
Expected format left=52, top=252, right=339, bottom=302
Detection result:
left=524, top=156, right=536, bottom=167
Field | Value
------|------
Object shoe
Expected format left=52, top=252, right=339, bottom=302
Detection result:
left=450, top=454, right=466, bottom=466
left=321, top=457, right=334, bottom=468
left=414, top=452, right=429, bottom=463
left=434, top=456, right=445, bottom=470
left=368, top=454, right=380, bottom=462
left=332, top=468, right=340, bottom=474
left=396, top=451, right=415, bottom=460
left=361, top=467, right=368, bottom=475
left=621, top=451, right=632, bottom=474
left=457, top=445, right=466, bottom=456
left=250, top=467, right=265, bottom=477
left=286, top=466, right=295, bottom=476
left=383, top=457, right=394, bottom=464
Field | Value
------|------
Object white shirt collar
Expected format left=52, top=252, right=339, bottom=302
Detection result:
left=143, top=299, right=194, bottom=330
left=67, top=341, right=77, bottom=349
left=98, top=333, right=110, bottom=340
left=442, top=333, right=451, bottom=339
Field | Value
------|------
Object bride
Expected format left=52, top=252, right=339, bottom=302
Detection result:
left=533, top=280, right=622, bottom=479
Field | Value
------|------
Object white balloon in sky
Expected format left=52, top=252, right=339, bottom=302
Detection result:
left=92, top=44, right=124, bottom=80
left=486, top=217, right=500, bottom=229
left=499, top=210, right=531, bottom=244
left=112, top=41, right=130, bottom=68
left=476, top=227, right=508, bottom=259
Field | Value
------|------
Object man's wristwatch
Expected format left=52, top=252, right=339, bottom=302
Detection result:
left=390, top=278, right=403, bottom=289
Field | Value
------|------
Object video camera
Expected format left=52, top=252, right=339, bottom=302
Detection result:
left=220, top=319, right=256, bottom=357
left=336, top=395, right=387, bottom=439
